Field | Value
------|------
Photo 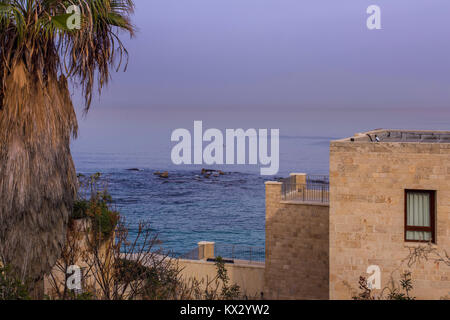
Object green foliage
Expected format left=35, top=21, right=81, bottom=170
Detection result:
left=352, top=276, right=374, bottom=300
left=70, top=291, right=95, bottom=301
left=114, top=256, right=182, bottom=300
left=0, top=0, right=135, bottom=110
left=353, top=271, right=416, bottom=300
left=72, top=200, right=89, bottom=219
left=141, top=264, right=181, bottom=300
left=0, top=265, right=30, bottom=300
left=215, top=257, right=241, bottom=300
left=87, top=196, right=119, bottom=240
left=387, top=271, right=415, bottom=300
left=72, top=173, right=119, bottom=239
left=115, top=258, right=153, bottom=283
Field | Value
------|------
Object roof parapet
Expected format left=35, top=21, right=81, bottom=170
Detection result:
left=334, top=129, right=450, bottom=143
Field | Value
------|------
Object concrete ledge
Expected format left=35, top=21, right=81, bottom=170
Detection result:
left=280, top=200, right=329, bottom=207
left=265, top=181, right=282, bottom=185
left=176, top=257, right=265, bottom=297
left=177, top=258, right=265, bottom=269
left=333, top=129, right=450, bottom=143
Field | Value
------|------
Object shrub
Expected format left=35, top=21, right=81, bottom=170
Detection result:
left=0, top=265, right=30, bottom=300
left=215, top=257, right=241, bottom=300
left=386, top=271, right=415, bottom=300
left=86, top=197, right=119, bottom=240
left=72, top=173, right=119, bottom=239
left=352, top=271, right=416, bottom=300
left=72, top=200, right=89, bottom=220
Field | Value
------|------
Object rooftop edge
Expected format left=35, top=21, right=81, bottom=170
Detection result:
left=333, top=129, right=450, bottom=144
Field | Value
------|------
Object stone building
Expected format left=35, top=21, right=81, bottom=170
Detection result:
left=264, top=174, right=330, bottom=299
left=265, top=129, right=450, bottom=300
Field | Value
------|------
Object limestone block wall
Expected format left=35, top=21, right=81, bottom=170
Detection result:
left=264, top=182, right=329, bottom=300
left=330, top=140, right=450, bottom=300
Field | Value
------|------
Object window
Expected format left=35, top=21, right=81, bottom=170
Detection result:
left=405, top=190, right=436, bottom=243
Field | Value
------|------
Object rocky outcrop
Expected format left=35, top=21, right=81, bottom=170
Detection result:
left=201, top=169, right=225, bottom=176
left=154, top=171, right=169, bottom=178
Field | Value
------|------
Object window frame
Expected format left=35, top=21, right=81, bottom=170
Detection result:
left=404, top=189, right=436, bottom=243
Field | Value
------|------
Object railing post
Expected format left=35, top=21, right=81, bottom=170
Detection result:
left=198, top=241, right=215, bottom=260
left=270, top=174, right=329, bottom=203
left=290, top=173, right=307, bottom=201
left=265, top=181, right=282, bottom=219
left=290, top=173, right=307, bottom=185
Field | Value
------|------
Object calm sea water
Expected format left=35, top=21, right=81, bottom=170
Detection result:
left=72, top=134, right=330, bottom=257
left=72, top=108, right=450, bottom=256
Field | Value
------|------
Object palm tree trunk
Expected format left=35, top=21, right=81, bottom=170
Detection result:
left=0, top=62, right=78, bottom=291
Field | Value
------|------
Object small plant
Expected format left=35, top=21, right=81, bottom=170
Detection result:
left=174, top=257, right=242, bottom=300
left=386, top=271, right=415, bottom=300
left=353, top=271, right=416, bottom=300
left=0, top=265, right=30, bottom=300
left=352, top=276, right=374, bottom=300
left=72, top=200, right=89, bottom=220
left=86, top=196, right=119, bottom=240
left=72, top=173, right=119, bottom=239
left=215, top=257, right=241, bottom=300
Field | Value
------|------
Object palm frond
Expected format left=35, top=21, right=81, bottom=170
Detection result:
left=0, top=0, right=135, bottom=111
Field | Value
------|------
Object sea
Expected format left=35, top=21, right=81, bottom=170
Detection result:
left=72, top=108, right=450, bottom=257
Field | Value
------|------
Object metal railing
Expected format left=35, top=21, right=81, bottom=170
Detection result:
left=281, top=175, right=329, bottom=203
left=180, top=244, right=265, bottom=263
left=306, top=174, right=329, bottom=185
left=180, top=247, right=199, bottom=260
left=214, top=243, right=265, bottom=263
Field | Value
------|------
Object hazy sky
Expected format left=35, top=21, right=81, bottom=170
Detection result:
left=73, top=0, right=450, bottom=110
left=72, top=0, right=450, bottom=154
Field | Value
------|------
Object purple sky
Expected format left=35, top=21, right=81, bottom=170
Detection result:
left=72, top=0, right=450, bottom=154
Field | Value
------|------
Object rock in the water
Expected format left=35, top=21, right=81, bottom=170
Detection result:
left=153, top=171, right=169, bottom=178
left=127, top=168, right=141, bottom=171
left=201, top=169, right=226, bottom=176
left=160, top=171, right=169, bottom=178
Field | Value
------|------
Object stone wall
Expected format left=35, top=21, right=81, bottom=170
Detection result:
left=330, top=140, right=450, bottom=300
left=264, top=181, right=329, bottom=299
left=44, top=233, right=265, bottom=299
left=175, top=241, right=265, bottom=299
left=177, top=258, right=265, bottom=299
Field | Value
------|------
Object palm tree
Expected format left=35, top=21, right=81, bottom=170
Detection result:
left=0, top=0, right=134, bottom=295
